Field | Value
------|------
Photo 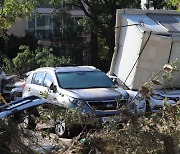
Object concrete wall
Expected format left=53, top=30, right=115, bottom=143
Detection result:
left=8, top=19, right=26, bottom=37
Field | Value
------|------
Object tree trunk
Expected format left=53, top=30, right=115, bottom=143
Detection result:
left=90, top=31, right=98, bottom=67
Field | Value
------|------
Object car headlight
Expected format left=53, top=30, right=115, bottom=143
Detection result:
left=69, top=98, right=86, bottom=106
left=151, top=94, right=164, bottom=100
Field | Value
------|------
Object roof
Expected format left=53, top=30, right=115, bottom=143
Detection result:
left=55, top=66, right=97, bottom=73
left=122, top=11, right=180, bottom=33
left=36, top=66, right=98, bottom=73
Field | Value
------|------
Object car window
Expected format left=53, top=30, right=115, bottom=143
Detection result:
left=31, top=73, right=37, bottom=84
left=56, top=71, right=114, bottom=89
left=31, top=72, right=45, bottom=85
left=43, top=73, right=54, bottom=87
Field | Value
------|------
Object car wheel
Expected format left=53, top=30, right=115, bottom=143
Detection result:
left=54, top=117, right=68, bottom=137
left=21, top=114, right=36, bottom=130
left=145, top=99, right=151, bottom=112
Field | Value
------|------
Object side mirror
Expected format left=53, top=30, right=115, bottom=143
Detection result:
left=50, top=84, right=57, bottom=93
left=45, top=80, right=57, bottom=92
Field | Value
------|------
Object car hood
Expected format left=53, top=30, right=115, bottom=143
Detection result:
left=66, top=87, right=126, bottom=101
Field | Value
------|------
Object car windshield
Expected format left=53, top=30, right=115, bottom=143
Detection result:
left=56, top=71, right=114, bottom=89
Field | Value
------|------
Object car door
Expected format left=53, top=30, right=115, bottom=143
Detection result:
left=27, top=71, right=45, bottom=98
left=42, top=72, right=58, bottom=101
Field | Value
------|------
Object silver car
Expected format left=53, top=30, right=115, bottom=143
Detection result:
left=23, top=66, right=129, bottom=136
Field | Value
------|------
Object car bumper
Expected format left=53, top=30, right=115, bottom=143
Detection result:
left=80, top=109, right=127, bottom=125
left=149, top=97, right=177, bottom=112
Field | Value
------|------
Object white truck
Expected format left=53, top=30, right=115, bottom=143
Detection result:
left=109, top=9, right=180, bottom=112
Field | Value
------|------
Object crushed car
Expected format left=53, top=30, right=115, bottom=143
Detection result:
left=0, top=96, right=61, bottom=131
left=1, top=71, right=31, bottom=101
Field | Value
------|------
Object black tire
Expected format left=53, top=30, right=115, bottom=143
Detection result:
left=145, top=99, right=151, bottom=112
left=54, top=117, right=68, bottom=137
left=21, top=114, right=36, bottom=130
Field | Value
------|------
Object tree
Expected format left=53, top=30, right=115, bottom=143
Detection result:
left=49, top=3, right=89, bottom=65
left=0, top=0, right=39, bottom=65
left=168, top=0, right=180, bottom=10
left=0, top=0, right=37, bottom=38
left=50, top=0, right=141, bottom=71
left=145, top=0, right=167, bottom=9
left=76, top=0, right=141, bottom=61
left=12, top=45, right=70, bottom=74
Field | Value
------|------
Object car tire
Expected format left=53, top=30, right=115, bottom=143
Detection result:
left=21, top=114, right=36, bottom=130
left=54, top=117, right=68, bottom=137
left=145, top=99, right=151, bottom=112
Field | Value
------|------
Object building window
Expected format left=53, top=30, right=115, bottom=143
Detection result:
left=27, top=14, right=53, bottom=39
left=36, top=15, right=53, bottom=39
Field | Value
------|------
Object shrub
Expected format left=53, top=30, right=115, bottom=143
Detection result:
left=12, top=45, right=71, bottom=75
left=69, top=102, right=180, bottom=154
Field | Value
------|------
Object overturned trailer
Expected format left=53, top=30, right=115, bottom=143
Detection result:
left=110, top=9, right=180, bottom=89
left=109, top=9, right=180, bottom=112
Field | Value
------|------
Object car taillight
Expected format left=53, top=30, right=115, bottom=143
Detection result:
left=22, top=83, right=26, bottom=89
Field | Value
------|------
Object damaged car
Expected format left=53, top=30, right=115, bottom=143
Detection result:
left=22, top=66, right=129, bottom=137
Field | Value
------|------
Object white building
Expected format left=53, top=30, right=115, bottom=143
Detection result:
left=8, top=7, right=87, bottom=47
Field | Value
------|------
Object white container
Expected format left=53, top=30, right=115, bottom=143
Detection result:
left=110, top=9, right=180, bottom=90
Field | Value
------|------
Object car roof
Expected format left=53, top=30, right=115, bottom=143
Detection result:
left=35, top=66, right=99, bottom=73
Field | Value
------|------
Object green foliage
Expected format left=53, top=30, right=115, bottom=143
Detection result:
left=145, top=0, right=167, bottom=9
left=0, top=0, right=38, bottom=66
left=38, top=104, right=89, bottom=126
left=43, top=0, right=89, bottom=65
left=41, top=91, right=49, bottom=99
left=69, top=61, right=179, bottom=153
left=13, top=45, right=36, bottom=74
left=1, top=56, right=14, bottom=74
left=12, top=45, right=70, bottom=74
left=76, top=102, right=179, bottom=154
left=0, top=62, right=179, bottom=153
left=97, top=37, right=109, bottom=61
left=49, top=0, right=141, bottom=69
left=0, top=0, right=37, bottom=38
left=168, top=0, right=180, bottom=10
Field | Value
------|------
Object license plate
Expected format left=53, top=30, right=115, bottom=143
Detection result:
left=100, top=116, right=116, bottom=123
